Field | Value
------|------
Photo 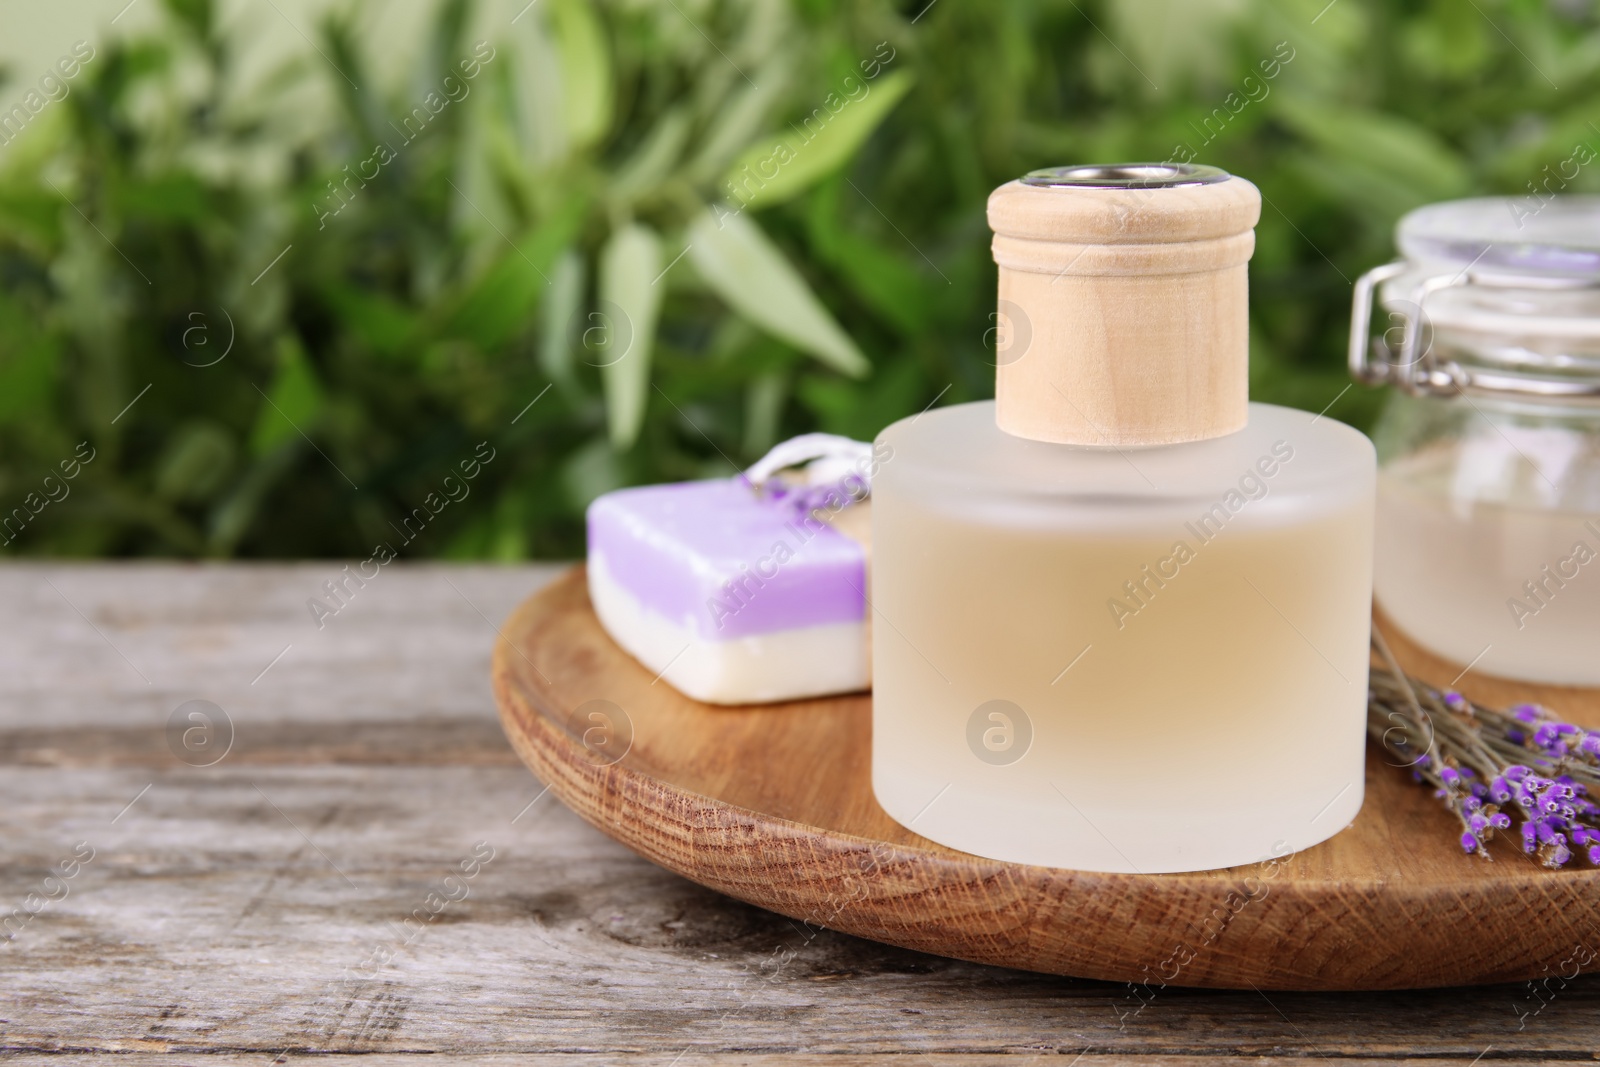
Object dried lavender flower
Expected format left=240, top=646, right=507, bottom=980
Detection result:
left=1367, top=633, right=1600, bottom=870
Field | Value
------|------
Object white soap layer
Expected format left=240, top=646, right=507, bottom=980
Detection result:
left=589, top=552, right=870, bottom=705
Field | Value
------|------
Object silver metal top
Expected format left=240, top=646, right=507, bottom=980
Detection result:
left=1021, top=163, right=1231, bottom=189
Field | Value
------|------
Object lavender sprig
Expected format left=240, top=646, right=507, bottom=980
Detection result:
left=743, top=474, right=868, bottom=521
left=1367, top=633, right=1600, bottom=869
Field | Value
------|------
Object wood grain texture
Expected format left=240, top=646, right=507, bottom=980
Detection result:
left=5, top=562, right=1600, bottom=1063
left=1375, top=603, right=1600, bottom=719
left=495, top=566, right=1600, bottom=993
left=987, top=174, right=1259, bottom=446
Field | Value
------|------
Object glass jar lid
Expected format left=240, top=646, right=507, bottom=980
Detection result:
left=1397, top=196, right=1600, bottom=282
left=1350, top=196, right=1600, bottom=402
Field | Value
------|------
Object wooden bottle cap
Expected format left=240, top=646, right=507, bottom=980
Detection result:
left=987, top=164, right=1262, bottom=447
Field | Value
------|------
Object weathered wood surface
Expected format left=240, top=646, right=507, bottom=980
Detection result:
left=3, top=564, right=1600, bottom=1062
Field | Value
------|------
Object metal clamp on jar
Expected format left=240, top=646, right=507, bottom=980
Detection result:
left=1350, top=196, right=1600, bottom=686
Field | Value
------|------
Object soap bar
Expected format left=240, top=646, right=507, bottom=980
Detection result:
left=587, top=478, right=870, bottom=705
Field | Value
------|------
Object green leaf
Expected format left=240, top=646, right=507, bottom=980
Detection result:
left=540, top=248, right=584, bottom=392
left=1107, top=0, right=1248, bottom=90
left=418, top=0, right=471, bottom=93
left=598, top=222, right=664, bottom=449
left=505, top=14, right=566, bottom=165
left=249, top=337, right=325, bottom=457
left=722, top=69, right=914, bottom=210
left=741, top=369, right=788, bottom=456
left=0, top=187, right=64, bottom=250
left=442, top=191, right=587, bottom=350
left=207, top=446, right=299, bottom=555
left=683, top=53, right=795, bottom=185
left=805, top=176, right=930, bottom=336
left=551, top=0, right=613, bottom=151
left=1400, top=0, right=1491, bottom=80
left=688, top=208, right=868, bottom=377
left=115, top=174, right=213, bottom=225
left=444, top=488, right=538, bottom=561
left=611, top=105, right=692, bottom=204
left=562, top=434, right=627, bottom=510
left=324, top=284, right=420, bottom=358
left=797, top=356, right=922, bottom=441
left=1274, top=97, right=1471, bottom=210
left=154, top=421, right=235, bottom=503
left=161, top=0, right=215, bottom=38
left=318, top=13, right=382, bottom=147
left=0, top=295, right=58, bottom=428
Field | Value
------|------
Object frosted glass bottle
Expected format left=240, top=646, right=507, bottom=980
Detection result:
left=870, top=165, right=1377, bottom=874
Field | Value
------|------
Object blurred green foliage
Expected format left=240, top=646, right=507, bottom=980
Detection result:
left=2, top=0, right=1599, bottom=557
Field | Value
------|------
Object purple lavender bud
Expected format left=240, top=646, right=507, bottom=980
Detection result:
left=1469, top=813, right=1489, bottom=832
left=1506, top=765, right=1531, bottom=781
left=1444, top=691, right=1467, bottom=711
left=1507, top=729, right=1526, bottom=745
left=1460, top=832, right=1478, bottom=853
left=1514, top=704, right=1540, bottom=723
left=1534, top=724, right=1560, bottom=748
left=1441, top=767, right=1461, bottom=787
left=1491, top=777, right=1512, bottom=803
left=1490, top=813, right=1512, bottom=829
left=1590, top=845, right=1600, bottom=865
left=1581, top=734, right=1600, bottom=757
left=1523, top=822, right=1538, bottom=852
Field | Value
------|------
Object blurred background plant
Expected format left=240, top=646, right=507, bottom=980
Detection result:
left=2, top=0, right=1599, bottom=558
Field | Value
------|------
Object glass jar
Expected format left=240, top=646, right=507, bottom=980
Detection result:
left=1351, top=196, right=1600, bottom=686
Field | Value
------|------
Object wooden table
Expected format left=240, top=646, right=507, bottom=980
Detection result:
left=3, top=563, right=1597, bottom=1065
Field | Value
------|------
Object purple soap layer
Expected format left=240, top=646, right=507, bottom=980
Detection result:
left=587, top=479, right=866, bottom=640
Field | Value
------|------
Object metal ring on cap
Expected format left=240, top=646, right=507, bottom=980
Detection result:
left=1021, top=163, right=1232, bottom=189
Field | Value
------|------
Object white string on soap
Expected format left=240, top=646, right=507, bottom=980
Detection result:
left=740, top=433, right=875, bottom=508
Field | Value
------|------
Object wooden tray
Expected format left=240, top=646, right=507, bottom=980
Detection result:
left=492, top=566, right=1600, bottom=991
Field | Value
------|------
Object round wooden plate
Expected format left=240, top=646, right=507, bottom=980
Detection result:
left=492, top=566, right=1600, bottom=991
